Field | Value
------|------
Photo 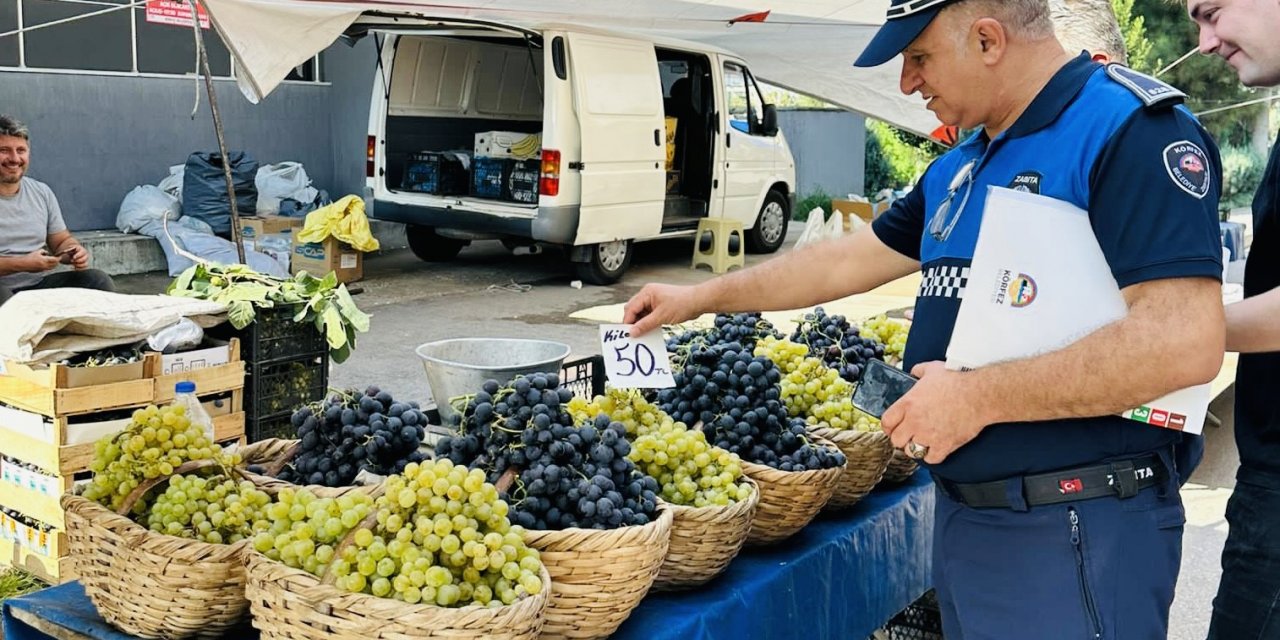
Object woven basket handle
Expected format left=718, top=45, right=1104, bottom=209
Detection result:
left=318, top=509, right=380, bottom=586
left=115, top=459, right=247, bottom=516
left=263, top=441, right=302, bottom=478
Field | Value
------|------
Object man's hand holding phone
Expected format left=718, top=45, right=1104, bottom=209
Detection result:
left=859, top=360, right=994, bottom=465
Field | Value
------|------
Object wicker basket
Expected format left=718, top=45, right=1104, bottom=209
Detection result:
left=238, top=438, right=378, bottom=499
left=653, top=476, right=759, bottom=591
left=62, top=494, right=251, bottom=639
left=524, top=506, right=674, bottom=640
left=740, top=439, right=846, bottom=546
left=880, top=449, right=921, bottom=484
left=243, top=551, right=550, bottom=640
left=811, top=427, right=894, bottom=510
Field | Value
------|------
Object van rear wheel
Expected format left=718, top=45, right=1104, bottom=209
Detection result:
left=406, top=225, right=468, bottom=262
left=746, top=190, right=789, bottom=253
left=573, top=240, right=633, bottom=285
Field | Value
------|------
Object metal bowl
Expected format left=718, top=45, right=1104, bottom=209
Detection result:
left=415, top=338, right=571, bottom=424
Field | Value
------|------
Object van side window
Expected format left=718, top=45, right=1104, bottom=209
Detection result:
left=724, top=62, right=764, bottom=135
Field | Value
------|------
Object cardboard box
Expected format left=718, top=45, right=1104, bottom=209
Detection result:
left=665, top=117, right=678, bottom=171
left=474, top=131, right=541, bottom=160
left=241, top=215, right=303, bottom=242
left=666, top=170, right=681, bottom=195
left=159, top=342, right=232, bottom=376
left=831, top=199, right=890, bottom=232
left=291, top=229, right=363, bottom=283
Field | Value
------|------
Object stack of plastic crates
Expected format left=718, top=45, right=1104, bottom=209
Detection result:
left=884, top=590, right=944, bottom=640
left=213, top=305, right=329, bottom=442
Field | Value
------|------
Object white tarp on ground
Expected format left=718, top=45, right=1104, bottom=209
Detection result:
left=199, top=0, right=947, bottom=141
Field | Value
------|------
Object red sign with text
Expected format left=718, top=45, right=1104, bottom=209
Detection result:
left=145, top=0, right=209, bottom=29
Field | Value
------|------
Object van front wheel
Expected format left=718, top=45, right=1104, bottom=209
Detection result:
left=573, top=240, right=633, bottom=285
left=746, top=190, right=789, bottom=253
left=406, top=225, right=468, bottom=262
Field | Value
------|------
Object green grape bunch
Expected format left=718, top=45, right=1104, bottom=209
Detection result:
left=147, top=474, right=272, bottom=544
left=83, top=404, right=240, bottom=514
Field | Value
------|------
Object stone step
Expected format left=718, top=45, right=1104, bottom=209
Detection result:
left=78, top=221, right=408, bottom=276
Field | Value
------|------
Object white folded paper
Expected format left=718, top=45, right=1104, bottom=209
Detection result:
left=946, top=187, right=1209, bottom=434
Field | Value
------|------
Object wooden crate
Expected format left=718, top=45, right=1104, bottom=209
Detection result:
left=0, top=530, right=71, bottom=584
left=0, top=340, right=243, bottom=417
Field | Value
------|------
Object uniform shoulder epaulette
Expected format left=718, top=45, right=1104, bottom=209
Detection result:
left=1105, top=64, right=1187, bottom=109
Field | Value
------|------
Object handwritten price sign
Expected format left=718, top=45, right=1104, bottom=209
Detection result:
left=598, top=324, right=675, bottom=388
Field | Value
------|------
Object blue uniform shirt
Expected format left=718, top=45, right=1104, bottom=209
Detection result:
left=872, top=54, right=1224, bottom=484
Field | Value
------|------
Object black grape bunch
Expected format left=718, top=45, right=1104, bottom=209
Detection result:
left=789, top=306, right=886, bottom=384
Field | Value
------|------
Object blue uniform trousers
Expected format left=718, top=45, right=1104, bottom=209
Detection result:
left=931, top=460, right=1185, bottom=640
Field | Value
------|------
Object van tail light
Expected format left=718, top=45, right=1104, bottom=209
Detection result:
left=366, top=136, right=376, bottom=177
left=540, top=149, right=561, bottom=197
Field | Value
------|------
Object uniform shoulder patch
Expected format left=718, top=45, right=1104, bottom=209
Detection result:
left=1106, top=64, right=1186, bottom=109
left=1163, top=140, right=1211, bottom=199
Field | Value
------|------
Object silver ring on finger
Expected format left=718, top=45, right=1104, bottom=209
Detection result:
left=906, top=440, right=929, bottom=460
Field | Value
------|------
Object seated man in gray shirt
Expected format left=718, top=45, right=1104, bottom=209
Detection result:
left=0, top=114, right=114, bottom=305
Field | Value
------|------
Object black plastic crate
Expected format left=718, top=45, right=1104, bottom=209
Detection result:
left=247, top=410, right=296, bottom=443
left=245, top=354, right=329, bottom=427
left=885, top=590, right=944, bottom=640
left=560, top=355, right=605, bottom=400
left=210, top=305, right=327, bottom=365
left=402, top=151, right=468, bottom=195
left=507, top=159, right=540, bottom=204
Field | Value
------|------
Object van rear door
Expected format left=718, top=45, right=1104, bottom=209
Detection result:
left=566, top=32, right=665, bottom=244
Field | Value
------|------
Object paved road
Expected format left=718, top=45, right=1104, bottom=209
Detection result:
left=116, top=229, right=1233, bottom=638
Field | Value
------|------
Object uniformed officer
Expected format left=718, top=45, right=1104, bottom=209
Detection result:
left=1182, top=2, right=1280, bottom=638
left=623, top=0, right=1226, bottom=637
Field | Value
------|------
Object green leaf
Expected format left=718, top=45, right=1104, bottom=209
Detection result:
left=334, top=287, right=371, bottom=333
left=322, top=305, right=348, bottom=349
left=330, top=342, right=352, bottom=365
left=319, top=271, right=339, bottom=292
left=227, top=300, right=256, bottom=329
left=220, top=283, right=273, bottom=304
left=169, top=266, right=197, bottom=294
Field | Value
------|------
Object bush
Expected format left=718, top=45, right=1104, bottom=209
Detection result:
left=865, top=120, right=942, bottom=195
left=794, top=189, right=833, bottom=221
left=1220, top=145, right=1265, bottom=216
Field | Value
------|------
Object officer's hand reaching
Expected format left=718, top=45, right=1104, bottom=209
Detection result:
left=623, top=283, right=704, bottom=337
left=880, top=361, right=992, bottom=464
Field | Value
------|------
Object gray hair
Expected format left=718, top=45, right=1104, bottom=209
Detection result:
left=944, top=0, right=1056, bottom=41
left=1049, top=0, right=1128, bottom=64
left=0, top=115, right=29, bottom=141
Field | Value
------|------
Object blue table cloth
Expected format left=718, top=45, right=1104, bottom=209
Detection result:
left=3, top=473, right=934, bottom=640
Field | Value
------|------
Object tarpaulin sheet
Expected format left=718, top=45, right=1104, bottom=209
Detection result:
left=2, top=473, right=933, bottom=640
left=614, top=471, right=935, bottom=640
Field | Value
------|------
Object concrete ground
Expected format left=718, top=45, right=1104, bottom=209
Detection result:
left=115, top=228, right=1235, bottom=638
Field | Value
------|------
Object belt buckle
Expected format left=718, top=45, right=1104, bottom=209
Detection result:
left=1107, top=460, right=1139, bottom=499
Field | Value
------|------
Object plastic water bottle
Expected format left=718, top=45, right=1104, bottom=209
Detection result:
left=173, top=381, right=215, bottom=440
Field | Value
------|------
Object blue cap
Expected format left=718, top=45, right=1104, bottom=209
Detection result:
left=175, top=381, right=196, bottom=394
left=854, top=0, right=961, bottom=68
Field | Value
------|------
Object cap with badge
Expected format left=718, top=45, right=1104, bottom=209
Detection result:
left=854, top=0, right=965, bottom=68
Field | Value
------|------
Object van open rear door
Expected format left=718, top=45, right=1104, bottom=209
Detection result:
left=566, top=33, right=665, bottom=244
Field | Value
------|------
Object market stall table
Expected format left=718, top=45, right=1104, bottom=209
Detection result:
left=2, top=473, right=934, bottom=640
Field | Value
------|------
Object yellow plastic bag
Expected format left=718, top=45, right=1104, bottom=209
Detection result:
left=297, top=195, right=380, bottom=252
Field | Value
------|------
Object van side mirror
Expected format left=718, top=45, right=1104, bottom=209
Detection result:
left=761, top=104, right=778, bottom=136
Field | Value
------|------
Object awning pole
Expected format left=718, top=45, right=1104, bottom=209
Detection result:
left=190, top=0, right=247, bottom=264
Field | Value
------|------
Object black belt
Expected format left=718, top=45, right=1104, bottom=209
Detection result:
left=933, top=454, right=1168, bottom=509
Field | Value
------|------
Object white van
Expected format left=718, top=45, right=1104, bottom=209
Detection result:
left=361, top=19, right=797, bottom=284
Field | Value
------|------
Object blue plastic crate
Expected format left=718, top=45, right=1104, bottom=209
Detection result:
left=472, top=157, right=507, bottom=199
left=403, top=152, right=468, bottom=195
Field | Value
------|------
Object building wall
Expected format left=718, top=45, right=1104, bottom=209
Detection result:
left=777, top=109, right=866, bottom=200
left=2, top=70, right=336, bottom=231
left=325, top=38, right=379, bottom=201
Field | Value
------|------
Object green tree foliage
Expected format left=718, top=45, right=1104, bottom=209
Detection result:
left=864, top=120, right=943, bottom=193
left=1111, top=0, right=1152, bottom=70
left=1133, top=0, right=1265, bottom=147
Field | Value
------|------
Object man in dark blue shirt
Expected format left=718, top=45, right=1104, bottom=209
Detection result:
left=1184, top=2, right=1280, bottom=638
left=625, top=0, right=1225, bottom=636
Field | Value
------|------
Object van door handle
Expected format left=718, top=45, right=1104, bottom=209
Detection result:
left=654, top=129, right=661, bottom=146
left=726, top=133, right=732, bottom=148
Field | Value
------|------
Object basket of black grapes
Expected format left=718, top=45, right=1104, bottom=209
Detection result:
left=567, top=388, right=760, bottom=591
left=660, top=313, right=848, bottom=546
left=435, top=372, right=673, bottom=640
left=238, top=386, right=430, bottom=498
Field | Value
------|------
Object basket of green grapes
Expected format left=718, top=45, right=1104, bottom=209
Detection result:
left=63, top=402, right=263, bottom=639
left=569, top=389, right=759, bottom=591
left=242, top=459, right=551, bottom=640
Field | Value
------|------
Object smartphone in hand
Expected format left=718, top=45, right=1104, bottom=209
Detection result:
left=852, top=359, right=918, bottom=419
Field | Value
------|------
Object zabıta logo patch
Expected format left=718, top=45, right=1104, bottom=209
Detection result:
left=991, top=269, right=1038, bottom=307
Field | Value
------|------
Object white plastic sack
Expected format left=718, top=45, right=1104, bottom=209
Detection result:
left=158, top=164, right=185, bottom=199
left=256, top=162, right=319, bottom=215
left=824, top=209, right=844, bottom=240
left=147, top=317, right=205, bottom=353
left=795, top=207, right=827, bottom=248
left=116, top=185, right=181, bottom=234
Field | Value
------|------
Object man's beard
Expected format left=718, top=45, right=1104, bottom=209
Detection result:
left=0, top=165, right=24, bottom=184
